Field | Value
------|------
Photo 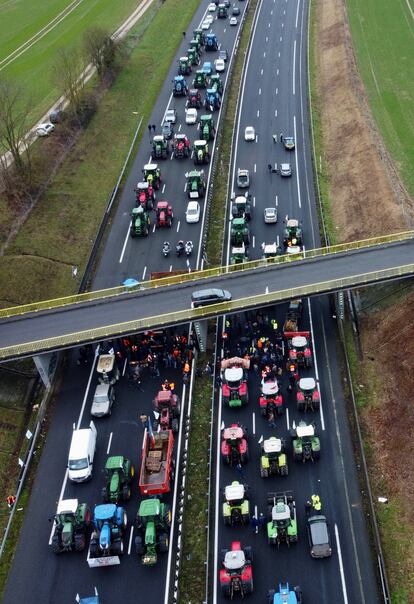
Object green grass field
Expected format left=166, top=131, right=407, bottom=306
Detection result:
left=0, top=0, right=145, bottom=121
left=346, top=0, right=414, bottom=197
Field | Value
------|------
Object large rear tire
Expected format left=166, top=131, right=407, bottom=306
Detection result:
left=51, top=533, right=61, bottom=554
left=135, top=535, right=144, bottom=555
left=74, top=532, right=86, bottom=552
left=159, top=533, right=169, bottom=553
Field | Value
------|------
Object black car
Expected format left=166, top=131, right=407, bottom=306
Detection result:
left=191, top=288, right=232, bottom=307
left=306, top=514, right=332, bottom=558
left=232, top=6, right=240, bottom=15
left=219, top=49, right=228, bottom=62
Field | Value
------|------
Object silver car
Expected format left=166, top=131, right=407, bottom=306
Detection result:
left=280, top=163, right=292, bottom=177
left=264, top=207, right=278, bottom=223
left=307, top=514, right=332, bottom=558
left=91, top=383, right=115, bottom=417
left=237, top=169, right=250, bottom=188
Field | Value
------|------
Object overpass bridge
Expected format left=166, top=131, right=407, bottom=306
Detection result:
left=0, top=231, right=413, bottom=361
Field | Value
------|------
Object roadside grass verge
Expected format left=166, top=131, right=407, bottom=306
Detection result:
left=2, top=0, right=147, bottom=123
left=0, top=0, right=202, bottom=307
left=346, top=0, right=414, bottom=198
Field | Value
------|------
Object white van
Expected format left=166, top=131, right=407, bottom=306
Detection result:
left=67, top=421, right=97, bottom=482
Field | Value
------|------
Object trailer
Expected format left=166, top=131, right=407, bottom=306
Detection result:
left=139, top=429, right=174, bottom=496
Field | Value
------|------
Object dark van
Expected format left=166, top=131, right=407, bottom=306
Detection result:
left=191, top=288, right=232, bottom=308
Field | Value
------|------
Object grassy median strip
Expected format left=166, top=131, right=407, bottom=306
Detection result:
left=0, top=0, right=202, bottom=307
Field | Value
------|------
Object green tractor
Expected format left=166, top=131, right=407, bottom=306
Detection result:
left=189, top=37, right=202, bottom=55
left=260, top=437, right=288, bottom=478
left=102, top=456, right=135, bottom=503
left=194, top=70, right=208, bottom=89
left=267, top=491, right=298, bottom=547
left=178, top=55, right=192, bottom=76
left=50, top=499, right=91, bottom=553
left=230, top=217, right=250, bottom=246
left=283, top=218, right=303, bottom=249
left=151, top=135, right=169, bottom=160
left=230, top=244, right=249, bottom=265
left=186, top=170, right=206, bottom=199
left=290, top=421, right=320, bottom=463
left=135, top=498, right=171, bottom=565
left=130, top=206, right=150, bottom=237
left=187, top=46, right=200, bottom=66
left=199, top=114, right=215, bottom=140
left=222, top=481, right=251, bottom=526
left=193, top=139, right=210, bottom=165
left=210, top=74, right=224, bottom=96
left=193, top=28, right=205, bottom=46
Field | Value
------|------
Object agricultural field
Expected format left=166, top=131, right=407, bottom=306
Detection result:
left=0, top=0, right=145, bottom=122
left=346, top=0, right=414, bottom=197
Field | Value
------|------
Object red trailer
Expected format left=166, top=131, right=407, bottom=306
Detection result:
left=139, top=429, right=174, bottom=496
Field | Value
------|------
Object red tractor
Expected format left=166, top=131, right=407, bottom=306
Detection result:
left=173, top=134, right=191, bottom=159
left=221, top=357, right=249, bottom=408
left=135, top=181, right=154, bottom=210
left=152, top=390, right=180, bottom=433
left=221, top=424, right=249, bottom=466
left=155, top=201, right=173, bottom=228
left=285, top=331, right=313, bottom=368
left=219, top=541, right=253, bottom=598
left=188, top=88, right=202, bottom=109
left=259, top=376, right=284, bottom=417
left=296, top=377, right=320, bottom=412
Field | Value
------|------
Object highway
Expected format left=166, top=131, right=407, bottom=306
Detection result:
left=2, top=2, right=248, bottom=603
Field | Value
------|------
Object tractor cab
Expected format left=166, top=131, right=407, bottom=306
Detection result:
left=230, top=244, right=248, bottom=264
left=230, top=217, right=250, bottom=246
left=97, top=354, right=119, bottom=385
left=173, top=75, right=188, bottom=96
left=152, top=389, right=180, bottom=432
left=193, top=29, right=205, bottom=46
left=221, top=357, right=249, bottom=407
left=284, top=218, right=303, bottom=248
left=219, top=542, right=253, bottom=598
left=55, top=498, right=79, bottom=525
left=272, top=502, right=291, bottom=529
left=291, top=421, right=321, bottom=462
left=270, top=583, right=303, bottom=604
left=186, top=170, right=206, bottom=199
left=199, top=114, right=215, bottom=140
left=143, top=163, right=161, bottom=190
left=225, top=481, right=246, bottom=507
left=130, top=206, right=150, bottom=237
left=102, top=456, right=134, bottom=504
left=194, top=70, right=208, bottom=89
left=210, top=74, right=223, bottom=95
left=205, top=33, right=218, bottom=51
left=135, top=497, right=171, bottom=566
left=205, top=87, right=221, bottom=111
left=155, top=201, right=173, bottom=228
left=187, top=47, right=199, bottom=66
left=262, top=242, right=281, bottom=259
left=260, top=437, right=288, bottom=478
left=286, top=244, right=302, bottom=256
left=135, top=181, right=154, bottom=208
left=231, top=194, right=251, bottom=220
left=222, top=481, right=250, bottom=526
left=263, top=437, right=283, bottom=456
left=286, top=332, right=313, bottom=368
left=188, top=88, right=202, bottom=108
left=223, top=549, right=246, bottom=574
left=178, top=56, right=191, bottom=75
left=267, top=492, right=298, bottom=546
left=223, top=425, right=244, bottom=443
left=151, top=135, right=168, bottom=160
left=261, top=378, right=280, bottom=396
left=297, top=377, right=320, bottom=412
left=259, top=377, right=283, bottom=416
left=173, top=133, right=190, bottom=159
left=296, top=423, right=315, bottom=439
left=189, top=38, right=202, bottom=55
left=221, top=424, right=248, bottom=465
left=193, top=139, right=210, bottom=165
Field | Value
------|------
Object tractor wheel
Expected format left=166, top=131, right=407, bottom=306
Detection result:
left=294, top=451, right=302, bottom=462
left=268, top=590, right=276, bottom=604
left=223, top=514, right=231, bottom=526
left=260, top=467, right=268, bottom=478
left=144, top=228, right=149, bottom=237
left=276, top=405, right=284, bottom=416
left=153, top=420, right=159, bottom=432
left=220, top=582, right=231, bottom=597
left=306, top=358, right=313, bottom=368
left=313, top=399, right=320, bottom=411
left=223, top=396, right=229, bottom=407
left=244, top=546, right=253, bottom=562
left=243, top=579, right=254, bottom=594
left=130, top=230, right=136, bottom=238
left=74, top=532, right=86, bottom=552
left=313, top=449, right=321, bottom=461
left=102, top=487, right=109, bottom=503
left=280, top=464, right=289, bottom=477
left=159, top=533, right=169, bottom=553
left=147, top=200, right=153, bottom=211
left=122, top=484, right=131, bottom=501
left=221, top=453, right=230, bottom=465
left=112, top=538, right=124, bottom=556
left=89, top=537, right=100, bottom=558
left=242, top=513, right=250, bottom=525
left=171, top=418, right=179, bottom=433
left=51, top=533, right=61, bottom=554
left=297, top=401, right=305, bottom=412
left=135, top=535, right=144, bottom=555
left=260, top=406, right=267, bottom=417
left=294, top=587, right=303, bottom=604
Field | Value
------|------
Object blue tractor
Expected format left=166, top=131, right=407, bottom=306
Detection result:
left=268, top=583, right=303, bottom=604
left=173, top=75, right=188, bottom=97
left=205, top=88, right=221, bottom=111
left=76, top=589, right=101, bottom=604
left=89, top=504, right=127, bottom=559
left=205, top=33, right=218, bottom=51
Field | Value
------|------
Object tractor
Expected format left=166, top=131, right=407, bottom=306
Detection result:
left=221, top=357, right=249, bottom=407
left=130, top=206, right=150, bottom=237
left=218, top=4, right=228, bottom=18
left=296, top=377, right=320, bottom=412
left=101, top=456, right=135, bottom=503
left=230, top=244, right=249, bottom=265
left=231, top=193, right=251, bottom=221
left=50, top=499, right=91, bottom=553
left=285, top=332, right=313, bottom=368
left=187, top=47, right=200, bottom=66
left=89, top=504, right=127, bottom=558
left=283, top=218, right=303, bottom=248
left=291, top=421, right=320, bottom=462
left=205, top=87, right=221, bottom=111
left=193, top=139, right=210, bottom=165
left=259, top=376, right=284, bottom=417
left=210, top=73, right=224, bottom=95
left=188, top=88, right=202, bottom=108
left=189, top=37, right=202, bottom=56
left=230, top=217, right=250, bottom=246
left=199, top=114, right=216, bottom=140
left=97, top=353, right=120, bottom=385
left=268, top=583, right=303, bottom=604
left=151, top=135, right=169, bottom=160
left=193, top=28, right=205, bottom=46
left=135, top=498, right=171, bottom=565
left=219, top=541, right=253, bottom=598
left=186, top=170, right=206, bottom=199
left=194, top=70, right=208, bottom=89
left=267, top=492, right=298, bottom=547
left=155, top=201, right=173, bottom=228
left=260, top=437, right=288, bottom=478
left=205, top=33, right=219, bottom=51
left=178, top=56, right=192, bottom=75
left=135, top=181, right=155, bottom=210
left=221, top=423, right=249, bottom=465
left=152, top=389, right=180, bottom=433
left=173, top=75, right=188, bottom=96
left=142, top=163, right=161, bottom=190
left=283, top=299, right=303, bottom=333
left=222, top=481, right=250, bottom=526
left=173, top=133, right=190, bottom=158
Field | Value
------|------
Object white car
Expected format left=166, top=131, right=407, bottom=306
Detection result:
left=208, top=2, right=217, bottom=11
left=165, top=108, right=177, bottom=124
left=214, top=58, right=225, bottom=73
left=280, top=162, right=292, bottom=176
left=229, top=16, right=238, bottom=25
left=185, top=108, right=198, bottom=124
left=264, top=207, right=278, bottom=224
left=244, top=126, right=255, bottom=141
left=36, top=122, right=55, bottom=137
left=186, top=201, right=201, bottom=223
left=202, top=20, right=211, bottom=29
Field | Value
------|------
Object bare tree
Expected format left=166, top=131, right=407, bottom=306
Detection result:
left=0, top=78, right=32, bottom=185
left=53, top=48, right=86, bottom=122
left=83, top=27, right=118, bottom=81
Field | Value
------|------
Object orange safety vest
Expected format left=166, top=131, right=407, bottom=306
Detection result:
left=184, top=363, right=190, bottom=374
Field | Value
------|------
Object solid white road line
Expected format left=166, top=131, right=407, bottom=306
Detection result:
left=293, top=115, right=302, bottom=208
left=119, top=222, right=131, bottom=263
left=335, top=524, right=349, bottom=603
left=307, top=298, right=325, bottom=430
left=293, top=40, right=297, bottom=95
left=106, top=432, right=113, bottom=454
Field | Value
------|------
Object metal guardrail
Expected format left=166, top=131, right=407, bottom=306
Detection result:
left=1, top=262, right=413, bottom=360
left=0, top=230, right=413, bottom=319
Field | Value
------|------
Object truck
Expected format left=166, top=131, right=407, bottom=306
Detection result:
left=139, top=429, right=174, bottom=496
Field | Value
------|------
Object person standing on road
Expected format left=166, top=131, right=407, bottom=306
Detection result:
left=272, top=134, right=278, bottom=143
left=280, top=132, right=284, bottom=143
left=268, top=163, right=272, bottom=173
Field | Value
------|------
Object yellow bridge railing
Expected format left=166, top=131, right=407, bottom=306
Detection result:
left=0, top=230, right=412, bottom=320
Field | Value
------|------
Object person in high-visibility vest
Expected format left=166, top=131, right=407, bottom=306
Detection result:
left=271, top=319, right=278, bottom=331
left=183, top=362, right=190, bottom=374
left=311, top=494, right=322, bottom=511
left=7, top=495, right=16, bottom=509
